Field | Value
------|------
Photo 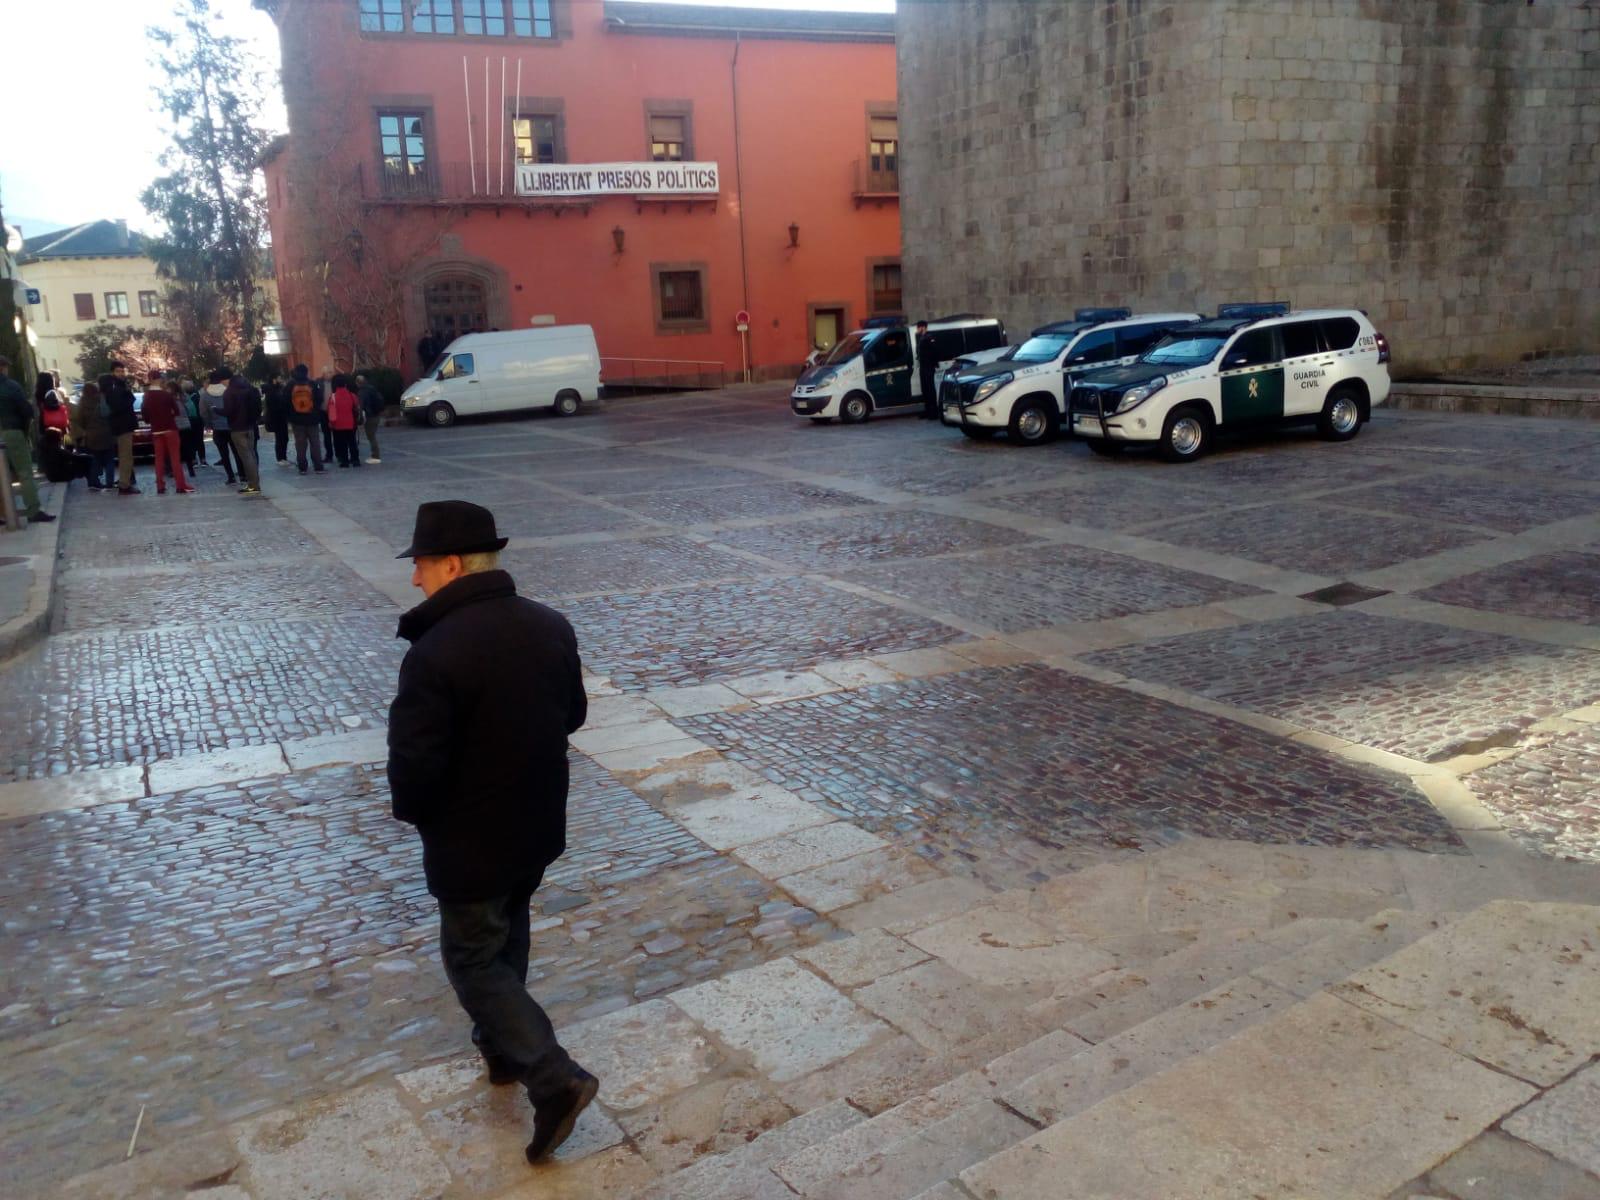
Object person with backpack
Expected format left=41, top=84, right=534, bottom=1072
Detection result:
left=72, top=380, right=115, bottom=490
left=287, top=363, right=326, bottom=474
left=327, top=374, right=363, bottom=468
left=356, top=373, right=385, bottom=463
left=263, top=373, right=291, bottom=467
left=0, top=356, right=55, bottom=522
left=222, top=369, right=264, bottom=495
left=179, top=378, right=206, bottom=472
left=102, top=362, right=140, bottom=494
left=199, top=369, right=239, bottom=485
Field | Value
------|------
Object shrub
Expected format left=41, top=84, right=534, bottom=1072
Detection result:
left=354, top=366, right=404, bottom=407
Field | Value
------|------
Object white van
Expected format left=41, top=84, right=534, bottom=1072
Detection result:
left=790, top=315, right=1007, bottom=423
left=401, top=326, right=601, bottom=427
left=1067, top=305, right=1391, bottom=461
left=939, top=309, right=1202, bottom=445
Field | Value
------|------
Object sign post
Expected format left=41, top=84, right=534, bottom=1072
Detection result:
left=734, top=310, right=751, bottom=384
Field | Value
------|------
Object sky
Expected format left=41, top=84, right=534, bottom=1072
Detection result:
left=0, top=0, right=893, bottom=242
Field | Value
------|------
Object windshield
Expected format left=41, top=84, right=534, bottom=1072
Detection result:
left=1141, top=333, right=1230, bottom=365
left=820, top=331, right=872, bottom=366
left=1011, top=334, right=1072, bottom=364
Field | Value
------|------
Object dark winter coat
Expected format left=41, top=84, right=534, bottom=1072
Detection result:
left=222, top=377, right=261, bottom=430
left=0, top=377, right=32, bottom=432
left=286, top=377, right=323, bottom=427
left=388, top=570, right=588, bottom=903
left=358, top=383, right=385, bottom=418
left=263, top=383, right=290, bottom=431
left=102, top=375, right=138, bottom=436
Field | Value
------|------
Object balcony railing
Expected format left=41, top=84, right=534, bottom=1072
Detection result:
left=356, top=160, right=592, bottom=207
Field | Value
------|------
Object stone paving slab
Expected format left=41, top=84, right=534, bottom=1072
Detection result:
left=1467, top=720, right=1600, bottom=863
left=1342, top=473, right=1600, bottom=533
left=1501, top=1062, right=1600, bottom=1177
left=1418, top=546, right=1600, bottom=626
left=709, top=508, right=1038, bottom=571
left=1388, top=1128, right=1600, bottom=1200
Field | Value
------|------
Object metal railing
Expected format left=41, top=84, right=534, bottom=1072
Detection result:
left=355, top=160, right=591, bottom=205
left=600, top=357, right=725, bottom=393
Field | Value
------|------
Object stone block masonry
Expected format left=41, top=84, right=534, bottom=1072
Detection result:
left=897, top=0, right=1600, bottom=374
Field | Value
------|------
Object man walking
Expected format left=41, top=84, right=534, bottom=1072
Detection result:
left=222, top=370, right=263, bottom=495
left=103, top=362, right=141, bottom=493
left=0, top=356, right=55, bottom=523
left=356, top=373, right=384, bottom=463
left=388, top=501, right=597, bottom=1165
left=286, top=364, right=325, bottom=474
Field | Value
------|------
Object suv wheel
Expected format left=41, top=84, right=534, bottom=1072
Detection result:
left=1158, top=404, right=1211, bottom=462
left=1317, top=388, right=1363, bottom=441
left=1008, top=397, right=1059, bottom=445
left=839, top=392, right=871, bottom=424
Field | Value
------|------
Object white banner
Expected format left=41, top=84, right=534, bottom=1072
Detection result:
left=515, top=162, right=720, bottom=197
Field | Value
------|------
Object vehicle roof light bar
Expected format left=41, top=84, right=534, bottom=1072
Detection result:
left=1073, top=307, right=1133, bottom=322
left=1215, top=302, right=1290, bottom=319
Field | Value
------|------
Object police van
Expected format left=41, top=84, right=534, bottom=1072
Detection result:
left=1067, top=304, right=1391, bottom=461
left=938, top=309, right=1203, bottom=445
left=791, top=315, right=1006, bottom=423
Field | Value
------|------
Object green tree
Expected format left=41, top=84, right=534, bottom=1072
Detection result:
left=141, top=0, right=272, bottom=369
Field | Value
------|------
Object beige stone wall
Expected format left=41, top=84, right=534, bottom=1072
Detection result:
left=898, top=0, right=1600, bottom=374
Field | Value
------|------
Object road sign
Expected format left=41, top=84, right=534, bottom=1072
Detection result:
left=735, top=309, right=751, bottom=328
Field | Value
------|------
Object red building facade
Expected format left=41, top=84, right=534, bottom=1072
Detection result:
left=256, top=0, right=900, bottom=385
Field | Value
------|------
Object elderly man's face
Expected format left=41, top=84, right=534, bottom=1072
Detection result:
left=411, top=554, right=464, bottom=598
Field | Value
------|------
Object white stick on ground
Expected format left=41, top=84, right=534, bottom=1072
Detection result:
left=126, top=1105, right=146, bottom=1159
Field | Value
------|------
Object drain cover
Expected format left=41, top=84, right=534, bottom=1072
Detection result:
left=1299, top=582, right=1391, bottom=606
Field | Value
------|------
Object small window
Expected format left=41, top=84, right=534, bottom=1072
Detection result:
left=105, top=292, right=130, bottom=319
left=439, top=353, right=475, bottom=379
left=513, top=114, right=560, bottom=164
left=462, top=0, right=506, bottom=35
left=962, top=324, right=1006, bottom=353
left=1319, top=317, right=1361, bottom=351
left=868, top=114, right=898, bottom=191
left=74, top=293, right=95, bottom=321
left=1116, top=323, right=1171, bottom=358
left=138, top=290, right=162, bottom=318
left=649, top=114, right=687, bottom=162
left=870, top=263, right=901, bottom=314
left=510, top=0, right=553, bottom=38
left=1067, top=328, right=1117, bottom=365
left=360, top=0, right=404, bottom=31
left=412, top=0, right=455, bottom=34
left=1226, top=329, right=1279, bottom=368
left=379, top=110, right=430, bottom=187
left=1279, top=321, right=1322, bottom=359
left=658, top=270, right=705, bottom=324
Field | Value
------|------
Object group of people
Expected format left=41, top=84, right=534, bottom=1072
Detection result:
left=4, top=361, right=389, bottom=503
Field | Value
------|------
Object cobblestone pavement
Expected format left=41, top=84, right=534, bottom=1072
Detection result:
left=4, top=394, right=1599, bottom=1191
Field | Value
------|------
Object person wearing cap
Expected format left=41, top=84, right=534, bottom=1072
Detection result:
left=387, top=500, right=597, bottom=1165
left=0, top=356, right=55, bottom=522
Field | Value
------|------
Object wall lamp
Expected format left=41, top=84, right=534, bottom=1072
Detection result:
left=788, top=222, right=800, bottom=249
left=612, top=225, right=626, bottom=254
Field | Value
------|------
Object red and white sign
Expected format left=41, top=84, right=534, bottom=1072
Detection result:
left=735, top=309, right=751, bottom=332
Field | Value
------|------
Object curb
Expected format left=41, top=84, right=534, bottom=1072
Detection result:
left=1389, top=383, right=1600, bottom=421
left=0, top=480, right=66, bottom=663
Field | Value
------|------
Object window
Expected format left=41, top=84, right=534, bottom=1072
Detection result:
left=138, top=291, right=162, bottom=318
left=867, top=114, right=898, bottom=191
left=1279, top=320, right=1322, bottom=359
left=1318, top=317, right=1360, bottom=351
left=462, top=0, right=506, bottom=35
left=649, top=114, right=688, bottom=162
left=360, top=0, right=404, bottom=31
left=510, top=0, right=553, bottom=38
left=411, top=0, right=455, bottom=34
left=74, top=293, right=95, bottom=321
left=378, top=111, right=431, bottom=190
left=439, top=352, right=475, bottom=379
left=870, top=262, right=901, bottom=313
left=1226, top=329, right=1279, bottom=368
left=658, top=270, right=703, bottom=322
left=1067, top=328, right=1117, bottom=365
left=867, top=330, right=910, bottom=368
left=1116, top=323, right=1173, bottom=358
left=962, top=324, right=1006, bottom=353
left=514, top=115, right=560, bottom=164
left=105, top=292, right=130, bottom=319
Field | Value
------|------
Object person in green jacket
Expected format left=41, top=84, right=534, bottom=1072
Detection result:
left=0, top=356, right=55, bottom=523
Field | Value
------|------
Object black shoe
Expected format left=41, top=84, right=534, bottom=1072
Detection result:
left=482, top=1052, right=521, bottom=1086
left=29, top=512, right=56, bottom=523
left=298, top=466, right=307, bottom=474
left=525, top=1068, right=599, bottom=1164
left=118, top=486, right=141, bottom=495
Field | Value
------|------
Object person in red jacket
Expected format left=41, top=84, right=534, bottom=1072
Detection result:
left=327, top=374, right=363, bottom=469
left=140, top=373, right=194, bottom=495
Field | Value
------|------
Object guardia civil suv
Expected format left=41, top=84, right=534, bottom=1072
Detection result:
left=1068, top=304, right=1391, bottom=461
left=939, top=309, right=1201, bottom=446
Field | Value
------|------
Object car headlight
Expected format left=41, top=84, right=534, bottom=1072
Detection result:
left=970, top=373, right=1013, bottom=405
left=1115, top=376, right=1167, bottom=413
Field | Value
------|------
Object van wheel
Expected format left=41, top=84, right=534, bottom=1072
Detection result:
left=839, top=392, right=871, bottom=424
left=427, top=401, right=456, bottom=428
left=554, top=390, right=581, bottom=417
left=1086, top=438, right=1124, bottom=457
left=1158, top=405, right=1212, bottom=462
left=961, top=426, right=998, bottom=440
left=1009, top=397, right=1059, bottom=445
left=1317, top=388, right=1362, bottom=441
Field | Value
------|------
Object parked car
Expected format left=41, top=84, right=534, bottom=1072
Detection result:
left=131, top=393, right=154, bottom=462
left=401, top=325, right=601, bottom=427
left=1067, top=303, right=1391, bottom=461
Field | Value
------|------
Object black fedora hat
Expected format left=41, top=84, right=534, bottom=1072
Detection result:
left=396, top=500, right=510, bottom=559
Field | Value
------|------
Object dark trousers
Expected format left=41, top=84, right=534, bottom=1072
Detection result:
left=273, top=425, right=289, bottom=462
left=320, top=413, right=334, bottom=460
left=211, top=430, right=238, bottom=480
left=180, top=425, right=204, bottom=468
left=332, top=428, right=361, bottom=467
left=437, top=881, right=575, bottom=1106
